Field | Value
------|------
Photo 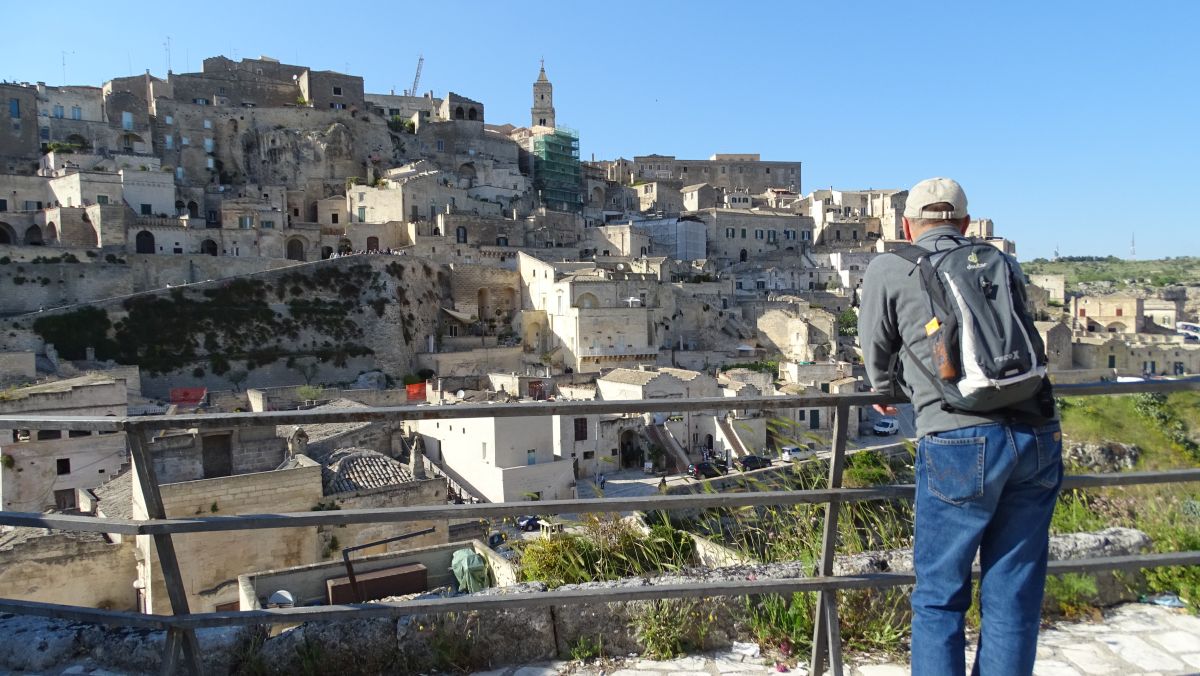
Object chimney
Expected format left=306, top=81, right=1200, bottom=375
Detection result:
left=409, top=436, right=427, bottom=479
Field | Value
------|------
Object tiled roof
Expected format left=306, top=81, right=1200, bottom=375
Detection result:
left=90, top=470, right=134, bottom=520
left=0, top=526, right=107, bottom=551
left=598, top=369, right=659, bottom=386
left=322, top=448, right=414, bottom=495
left=280, top=399, right=372, bottom=443
left=599, top=367, right=702, bottom=386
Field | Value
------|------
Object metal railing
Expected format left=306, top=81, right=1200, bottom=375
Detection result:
left=1, top=378, right=1199, bottom=675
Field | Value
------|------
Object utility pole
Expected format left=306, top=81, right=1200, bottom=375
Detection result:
left=1130, top=233, right=1136, bottom=260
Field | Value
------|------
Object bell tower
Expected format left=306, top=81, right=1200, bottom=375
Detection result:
left=531, top=59, right=556, bottom=129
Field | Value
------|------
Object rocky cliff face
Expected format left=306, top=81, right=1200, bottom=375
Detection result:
left=4, top=255, right=449, bottom=397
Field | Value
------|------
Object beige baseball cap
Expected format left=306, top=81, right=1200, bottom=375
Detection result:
left=903, top=177, right=968, bottom=220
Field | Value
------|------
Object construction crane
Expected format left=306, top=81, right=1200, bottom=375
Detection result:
left=405, top=55, right=424, bottom=96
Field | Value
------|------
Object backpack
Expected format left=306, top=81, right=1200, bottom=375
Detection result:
left=892, top=236, right=1048, bottom=413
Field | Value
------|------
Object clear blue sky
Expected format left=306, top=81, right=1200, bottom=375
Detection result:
left=4, top=1, right=1197, bottom=260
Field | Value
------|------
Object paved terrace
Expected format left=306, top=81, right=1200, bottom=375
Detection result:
left=477, top=604, right=1200, bottom=675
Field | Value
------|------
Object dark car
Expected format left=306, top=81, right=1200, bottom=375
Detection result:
left=687, top=462, right=725, bottom=479
left=516, top=515, right=542, bottom=532
left=737, top=455, right=771, bottom=471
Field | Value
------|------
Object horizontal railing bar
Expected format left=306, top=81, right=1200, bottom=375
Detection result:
left=1053, top=378, right=1200, bottom=397
left=0, top=416, right=126, bottom=432
left=0, top=597, right=167, bottom=630
left=1, top=468, right=1196, bottom=536
left=0, top=511, right=142, bottom=535
left=1, top=378, right=1196, bottom=432
left=0, top=550, right=1178, bottom=631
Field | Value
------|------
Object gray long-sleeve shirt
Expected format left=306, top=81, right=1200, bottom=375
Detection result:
left=857, top=226, right=1052, bottom=437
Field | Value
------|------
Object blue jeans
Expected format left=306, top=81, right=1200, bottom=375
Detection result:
left=910, top=421, right=1063, bottom=676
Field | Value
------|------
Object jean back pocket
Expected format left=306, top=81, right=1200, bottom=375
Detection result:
left=921, top=434, right=986, bottom=505
left=1033, top=423, right=1064, bottom=490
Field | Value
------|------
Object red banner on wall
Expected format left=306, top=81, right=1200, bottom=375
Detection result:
left=406, top=382, right=427, bottom=402
left=170, top=387, right=207, bottom=406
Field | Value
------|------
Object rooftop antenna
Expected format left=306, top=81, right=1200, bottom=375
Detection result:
left=164, top=36, right=172, bottom=73
left=405, top=55, right=423, bottom=96
left=60, top=50, right=74, bottom=83
left=1130, top=233, right=1136, bottom=260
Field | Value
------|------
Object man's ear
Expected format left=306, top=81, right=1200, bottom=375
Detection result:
left=958, top=215, right=970, bottom=235
left=903, top=217, right=913, bottom=242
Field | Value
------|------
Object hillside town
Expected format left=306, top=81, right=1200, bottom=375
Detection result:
left=0, top=54, right=1197, bottom=634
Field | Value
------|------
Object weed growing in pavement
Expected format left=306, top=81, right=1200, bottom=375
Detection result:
left=569, top=635, right=605, bottom=661
left=631, top=598, right=712, bottom=659
left=1044, top=573, right=1101, bottom=620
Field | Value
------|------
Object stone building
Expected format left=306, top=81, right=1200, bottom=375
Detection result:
left=0, top=82, right=40, bottom=173
left=518, top=253, right=658, bottom=373
left=1072, top=336, right=1199, bottom=377
left=408, top=414, right=575, bottom=503
left=1070, top=294, right=1144, bottom=334
left=632, top=153, right=801, bottom=193
left=635, top=180, right=684, bottom=214
left=682, top=183, right=719, bottom=211
left=694, top=208, right=814, bottom=265
left=33, top=84, right=112, bottom=153
left=0, top=374, right=129, bottom=512
left=1036, top=321, right=1075, bottom=372
left=1029, top=274, right=1066, bottom=304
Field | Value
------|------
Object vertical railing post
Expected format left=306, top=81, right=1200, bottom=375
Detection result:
left=127, top=425, right=203, bottom=676
left=810, top=400, right=849, bottom=676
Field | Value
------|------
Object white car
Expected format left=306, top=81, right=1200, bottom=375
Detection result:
left=780, top=445, right=816, bottom=462
left=873, top=417, right=900, bottom=436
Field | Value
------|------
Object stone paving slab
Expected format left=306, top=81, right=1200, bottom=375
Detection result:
left=475, top=604, right=1200, bottom=676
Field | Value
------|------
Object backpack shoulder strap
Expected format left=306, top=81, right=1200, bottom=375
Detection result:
left=889, top=244, right=955, bottom=320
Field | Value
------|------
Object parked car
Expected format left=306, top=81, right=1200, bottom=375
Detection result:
left=737, top=455, right=772, bottom=471
left=687, top=462, right=725, bottom=479
left=780, top=445, right=816, bottom=462
left=873, top=417, right=900, bottom=436
left=516, top=515, right=543, bottom=532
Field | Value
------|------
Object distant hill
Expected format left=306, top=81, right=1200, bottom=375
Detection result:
left=1021, top=256, right=1200, bottom=290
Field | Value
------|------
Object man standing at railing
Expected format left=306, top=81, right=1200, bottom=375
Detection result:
left=858, top=177, right=1060, bottom=676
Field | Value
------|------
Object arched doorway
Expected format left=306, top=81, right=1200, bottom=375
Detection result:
left=175, top=200, right=186, bottom=216
left=457, top=163, right=476, bottom=187
left=286, top=238, right=306, bottom=261
left=456, top=226, right=467, bottom=243
left=135, top=230, right=155, bottom=254
left=454, top=106, right=465, bottom=120
left=577, top=292, right=599, bottom=309
left=24, top=225, right=43, bottom=246
left=187, top=201, right=199, bottom=218
left=337, top=238, right=352, bottom=254
left=44, top=222, right=58, bottom=244
left=620, top=429, right=642, bottom=469
left=366, top=236, right=379, bottom=252
left=704, top=433, right=714, bottom=453
left=321, top=246, right=333, bottom=259
left=524, top=320, right=545, bottom=353
left=200, top=239, right=218, bottom=256
left=739, top=249, right=748, bottom=262
left=467, top=107, right=478, bottom=121
left=591, top=186, right=604, bottom=205
left=0, top=222, right=14, bottom=244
